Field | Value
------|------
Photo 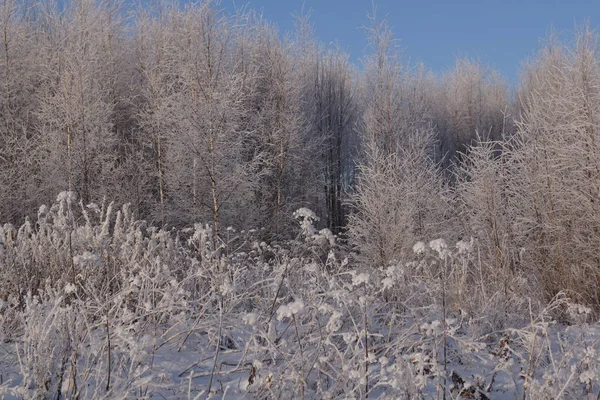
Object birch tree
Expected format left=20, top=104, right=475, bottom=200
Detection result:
left=247, top=20, right=309, bottom=234
left=35, top=0, right=124, bottom=206
left=0, top=0, right=44, bottom=222
left=155, top=2, right=258, bottom=233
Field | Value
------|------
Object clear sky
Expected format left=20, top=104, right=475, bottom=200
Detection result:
left=221, top=0, right=599, bottom=84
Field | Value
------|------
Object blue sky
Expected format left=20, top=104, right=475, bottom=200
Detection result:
left=221, top=0, right=599, bottom=84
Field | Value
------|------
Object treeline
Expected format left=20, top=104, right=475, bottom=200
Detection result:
left=2, top=1, right=600, bottom=306
left=0, top=0, right=506, bottom=231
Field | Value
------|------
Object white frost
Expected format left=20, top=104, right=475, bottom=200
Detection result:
left=413, top=241, right=426, bottom=254
left=352, top=272, right=370, bottom=286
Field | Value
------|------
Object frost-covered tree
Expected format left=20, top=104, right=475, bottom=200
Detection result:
left=161, top=3, right=259, bottom=233
left=305, top=48, right=359, bottom=234
left=134, top=1, right=191, bottom=225
left=241, top=18, right=314, bottom=235
left=349, top=18, right=447, bottom=267
left=512, top=27, right=600, bottom=305
left=433, top=58, right=510, bottom=169
left=0, top=0, right=45, bottom=222
left=455, top=138, right=521, bottom=299
left=35, top=0, right=125, bottom=206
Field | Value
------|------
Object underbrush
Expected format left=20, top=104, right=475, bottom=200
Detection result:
left=0, top=194, right=598, bottom=399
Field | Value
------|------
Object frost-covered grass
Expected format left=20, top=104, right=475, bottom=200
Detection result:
left=1, top=194, right=599, bottom=399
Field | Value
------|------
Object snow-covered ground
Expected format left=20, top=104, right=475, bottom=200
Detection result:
left=1, top=197, right=599, bottom=399
left=2, top=303, right=599, bottom=399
